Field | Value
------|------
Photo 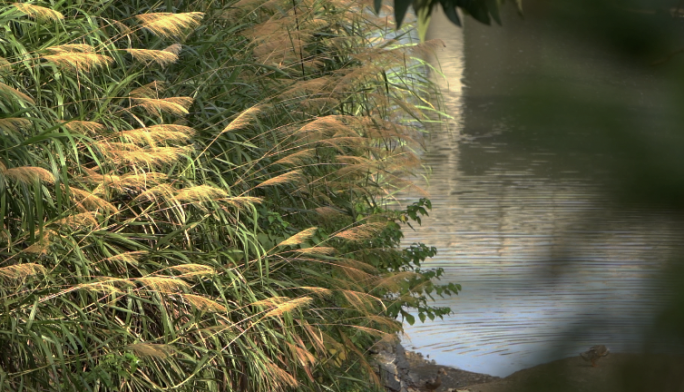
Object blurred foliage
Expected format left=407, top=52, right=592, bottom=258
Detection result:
left=383, top=0, right=522, bottom=31
left=456, top=0, right=684, bottom=390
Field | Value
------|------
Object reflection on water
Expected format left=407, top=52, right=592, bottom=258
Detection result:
left=398, top=7, right=683, bottom=377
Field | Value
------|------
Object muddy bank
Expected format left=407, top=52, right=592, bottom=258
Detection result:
left=371, top=342, right=499, bottom=392
left=372, top=344, right=684, bottom=392
left=463, top=353, right=684, bottom=392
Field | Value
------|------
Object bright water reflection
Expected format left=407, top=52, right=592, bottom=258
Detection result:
left=398, top=7, right=682, bottom=377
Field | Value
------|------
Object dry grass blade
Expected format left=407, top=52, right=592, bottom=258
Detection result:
left=12, top=3, right=64, bottom=21
left=255, top=170, right=302, bottom=188
left=266, top=363, right=300, bottom=389
left=42, top=53, right=114, bottom=73
left=0, top=82, right=35, bottom=105
left=0, top=263, right=46, bottom=281
left=136, top=12, right=205, bottom=38
left=334, top=222, right=387, bottom=242
left=287, top=341, right=317, bottom=367
left=2, top=166, right=55, bottom=184
left=133, top=97, right=193, bottom=117
left=221, top=106, right=260, bottom=133
left=128, top=343, right=175, bottom=359
left=278, top=227, right=317, bottom=247
left=124, top=48, right=179, bottom=67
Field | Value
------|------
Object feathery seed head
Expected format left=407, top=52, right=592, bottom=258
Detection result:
left=0, top=57, right=11, bottom=74
left=135, top=12, right=204, bottom=39
left=129, top=81, right=166, bottom=98
left=175, top=185, right=228, bottom=203
left=164, top=43, right=183, bottom=55
left=13, top=3, right=64, bottom=21
left=133, top=97, right=193, bottom=117
left=42, top=53, right=114, bottom=73
left=116, top=124, right=195, bottom=146
left=334, top=222, right=387, bottom=242
left=221, top=106, right=261, bottom=133
left=67, top=186, right=119, bottom=214
left=124, top=48, right=179, bottom=67
left=0, top=118, right=31, bottom=134
left=98, top=142, right=193, bottom=167
left=168, top=264, right=215, bottom=278
left=55, top=212, right=99, bottom=229
left=44, top=44, right=95, bottom=54
left=136, top=276, right=190, bottom=292
left=278, top=227, right=317, bottom=247
left=179, top=293, right=226, bottom=312
left=255, top=170, right=302, bottom=188
left=2, top=166, right=55, bottom=184
left=0, top=82, right=35, bottom=105
left=0, top=263, right=47, bottom=281
left=61, top=120, right=105, bottom=135
left=128, top=343, right=175, bottom=359
left=264, top=297, right=313, bottom=318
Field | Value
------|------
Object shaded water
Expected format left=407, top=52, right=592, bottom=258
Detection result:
left=398, top=7, right=683, bottom=377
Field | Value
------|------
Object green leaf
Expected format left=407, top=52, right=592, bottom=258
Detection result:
left=417, top=5, right=431, bottom=42
left=394, top=0, right=413, bottom=28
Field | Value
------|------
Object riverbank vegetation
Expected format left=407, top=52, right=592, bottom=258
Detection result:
left=0, top=0, right=458, bottom=390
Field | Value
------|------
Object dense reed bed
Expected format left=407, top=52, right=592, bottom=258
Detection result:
left=0, top=0, right=456, bottom=390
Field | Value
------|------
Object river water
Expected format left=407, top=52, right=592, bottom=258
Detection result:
left=398, top=6, right=684, bottom=377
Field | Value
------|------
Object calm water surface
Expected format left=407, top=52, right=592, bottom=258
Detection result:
left=398, top=8, right=683, bottom=377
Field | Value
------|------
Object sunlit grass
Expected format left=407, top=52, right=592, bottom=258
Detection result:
left=0, top=0, right=450, bottom=390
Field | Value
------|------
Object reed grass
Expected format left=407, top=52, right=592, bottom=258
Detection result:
left=0, top=0, right=451, bottom=390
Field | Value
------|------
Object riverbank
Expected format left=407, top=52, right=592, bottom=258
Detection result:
left=385, top=350, right=684, bottom=392
left=372, top=342, right=500, bottom=391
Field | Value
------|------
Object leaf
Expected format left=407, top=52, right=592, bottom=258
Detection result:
left=440, top=0, right=461, bottom=26
left=485, top=0, right=501, bottom=24
left=417, top=6, right=431, bottom=42
left=419, top=312, right=426, bottom=323
left=394, top=0, right=413, bottom=28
